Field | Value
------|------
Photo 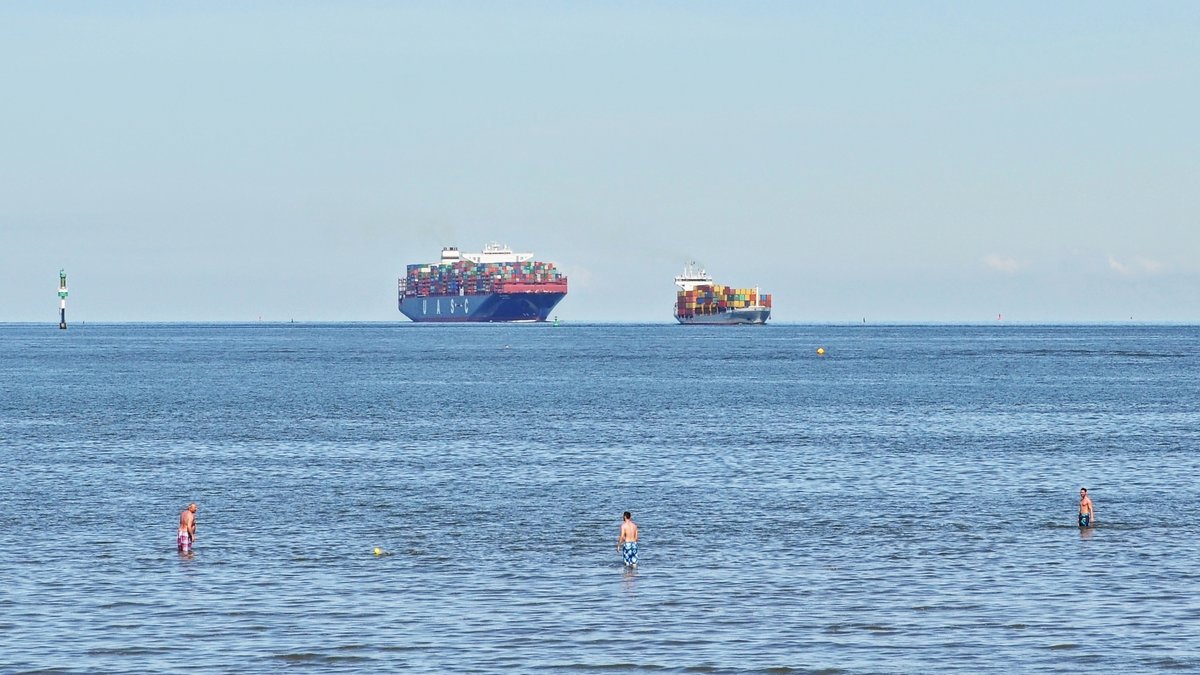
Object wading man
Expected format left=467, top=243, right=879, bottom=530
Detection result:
left=178, top=503, right=197, bottom=552
left=1078, top=488, right=1095, bottom=528
left=617, top=511, right=638, bottom=567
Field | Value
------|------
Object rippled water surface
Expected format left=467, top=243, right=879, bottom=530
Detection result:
left=2, top=323, right=1200, bottom=673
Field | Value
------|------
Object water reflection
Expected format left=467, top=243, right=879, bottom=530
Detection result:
left=621, top=565, right=638, bottom=594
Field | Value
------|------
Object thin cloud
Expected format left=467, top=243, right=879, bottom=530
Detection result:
left=1108, top=255, right=1167, bottom=277
left=982, top=254, right=1026, bottom=274
left=1136, top=257, right=1167, bottom=274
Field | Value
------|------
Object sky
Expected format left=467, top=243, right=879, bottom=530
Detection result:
left=1, top=1, right=1197, bottom=323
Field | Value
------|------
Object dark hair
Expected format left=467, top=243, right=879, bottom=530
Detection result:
left=1080, top=487, right=1087, bottom=493
left=623, top=511, right=631, bottom=520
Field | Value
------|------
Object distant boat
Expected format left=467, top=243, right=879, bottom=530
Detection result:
left=398, top=243, right=568, bottom=323
left=673, top=263, right=771, bottom=325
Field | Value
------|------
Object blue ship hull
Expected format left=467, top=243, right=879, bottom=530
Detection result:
left=399, top=292, right=565, bottom=322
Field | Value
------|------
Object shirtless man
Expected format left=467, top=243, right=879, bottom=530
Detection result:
left=1078, top=488, right=1095, bottom=528
left=616, top=511, right=638, bottom=567
left=178, top=503, right=197, bottom=552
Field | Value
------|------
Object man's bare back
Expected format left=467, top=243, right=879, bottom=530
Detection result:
left=178, top=503, right=197, bottom=551
left=619, top=519, right=638, bottom=544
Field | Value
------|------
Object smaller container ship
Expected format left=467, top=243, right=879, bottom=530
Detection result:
left=674, top=263, right=771, bottom=325
left=398, top=243, right=567, bottom=322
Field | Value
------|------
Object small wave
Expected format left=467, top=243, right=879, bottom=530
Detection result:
left=270, top=652, right=378, bottom=665
left=96, top=601, right=151, bottom=610
left=0, top=419, right=65, bottom=428
left=318, top=655, right=375, bottom=663
left=274, top=652, right=322, bottom=662
left=1141, top=656, right=1199, bottom=670
left=548, top=664, right=669, bottom=672
left=824, top=623, right=898, bottom=634
left=86, top=646, right=161, bottom=656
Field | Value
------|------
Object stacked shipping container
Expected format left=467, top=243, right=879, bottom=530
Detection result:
left=401, top=260, right=567, bottom=298
left=675, top=284, right=772, bottom=318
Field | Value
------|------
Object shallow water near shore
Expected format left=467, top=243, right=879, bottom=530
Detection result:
left=2, top=323, right=1199, bottom=673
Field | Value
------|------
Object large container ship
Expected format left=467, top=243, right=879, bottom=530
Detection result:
left=398, top=243, right=568, bottom=322
left=674, top=264, right=771, bottom=325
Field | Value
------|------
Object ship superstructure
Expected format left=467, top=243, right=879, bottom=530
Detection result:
left=398, top=243, right=567, bottom=322
left=674, top=263, right=771, bottom=325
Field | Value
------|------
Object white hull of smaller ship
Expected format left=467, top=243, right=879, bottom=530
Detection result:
left=675, top=307, right=770, bottom=325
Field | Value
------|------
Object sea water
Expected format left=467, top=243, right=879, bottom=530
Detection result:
left=1, top=323, right=1198, bottom=673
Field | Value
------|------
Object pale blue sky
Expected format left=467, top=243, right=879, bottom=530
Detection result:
left=2, top=2, right=1196, bottom=322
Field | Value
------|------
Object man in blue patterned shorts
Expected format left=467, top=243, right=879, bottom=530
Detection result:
left=617, top=511, right=638, bottom=567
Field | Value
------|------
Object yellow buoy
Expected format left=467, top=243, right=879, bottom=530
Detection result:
left=373, top=547, right=382, bottom=556
left=816, top=347, right=826, bottom=356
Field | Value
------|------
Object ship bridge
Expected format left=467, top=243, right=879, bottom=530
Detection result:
left=675, top=262, right=714, bottom=291
left=457, top=242, right=534, bottom=265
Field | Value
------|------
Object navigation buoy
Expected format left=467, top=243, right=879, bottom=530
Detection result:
left=816, top=347, right=826, bottom=356
left=57, top=269, right=69, bottom=329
